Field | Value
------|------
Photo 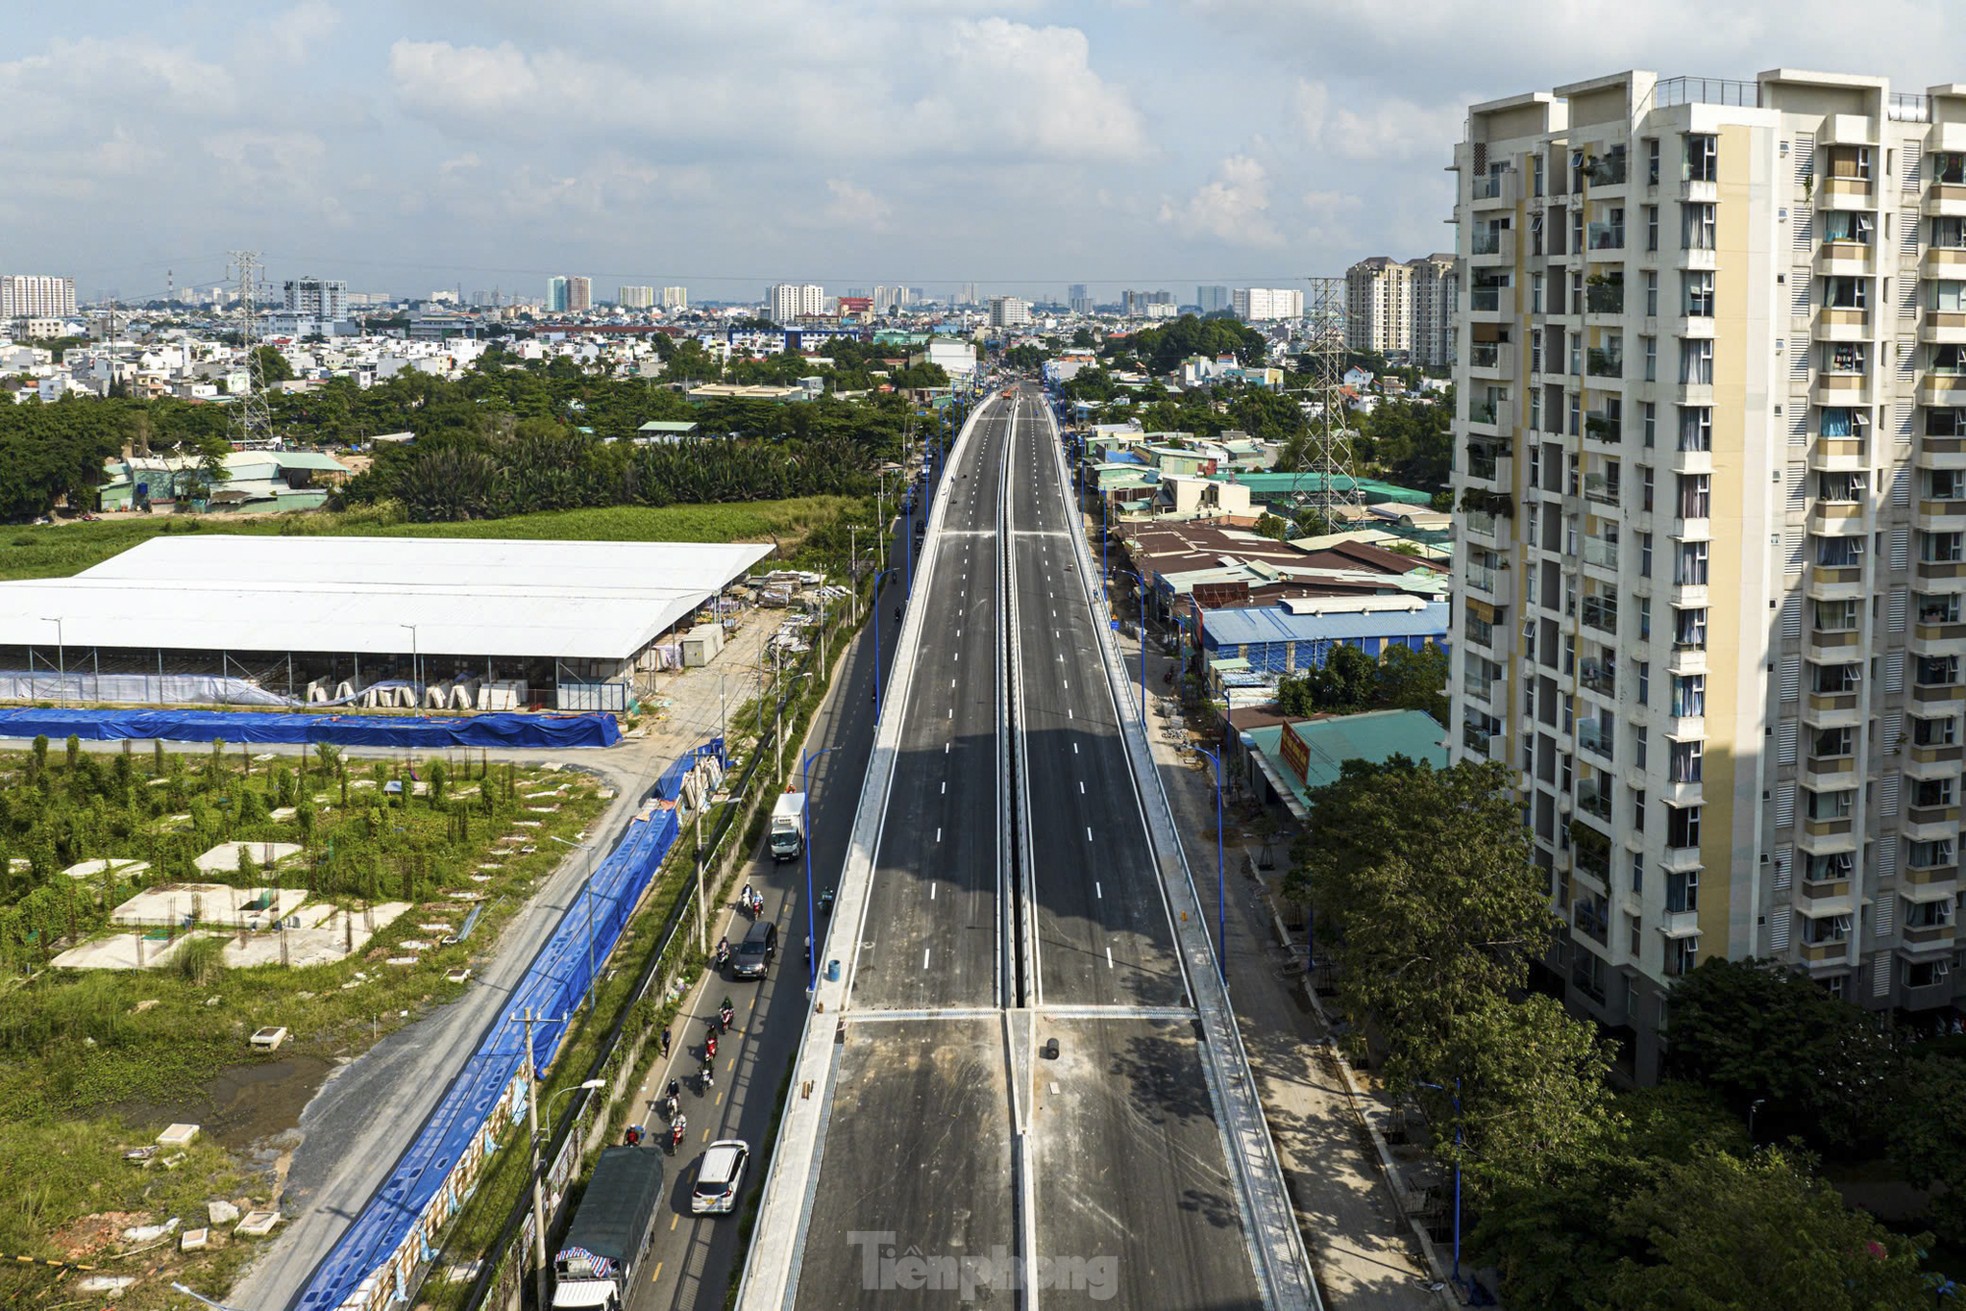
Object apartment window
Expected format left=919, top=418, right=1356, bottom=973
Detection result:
left=1644, top=269, right=1659, bottom=316
left=1814, top=598, right=1860, bottom=632
left=1934, top=345, right=1966, bottom=377
left=1823, top=276, right=1869, bottom=310
left=1825, top=341, right=1867, bottom=374
left=1805, top=787, right=1854, bottom=820
left=1671, top=674, right=1705, bottom=718
left=1804, top=914, right=1852, bottom=946
left=1645, top=204, right=1659, bottom=252
left=1667, top=809, right=1698, bottom=853
left=1673, top=607, right=1707, bottom=648
left=1826, top=145, right=1872, bottom=181
left=1913, top=715, right=1960, bottom=746
left=1922, top=531, right=1966, bottom=563
left=1632, top=786, right=1647, bottom=831
left=1812, top=661, right=1861, bottom=693
left=1812, top=726, right=1854, bottom=757
left=1642, top=335, right=1657, bottom=382
left=1675, top=541, right=1709, bottom=585
left=1816, top=471, right=1866, bottom=503
left=1936, top=281, right=1966, bottom=312
left=1638, top=596, right=1651, bottom=641
left=1679, top=406, right=1712, bottom=451
left=1912, top=777, right=1956, bottom=808
left=1910, top=838, right=1957, bottom=868
left=1668, top=739, right=1703, bottom=783
left=1682, top=270, right=1715, bottom=317
left=1919, top=592, right=1963, bottom=624
left=1685, top=134, right=1718, bottom=183
left=1930, top=408, right=1966, bottom=437
left=1635, top=731, right=1648, bottom=772
left=1681, top=203, right=1716, bottom=251
left=1916, top=654, right=1962, bottom=687
left=1907, top=899, right=1954, bottom=931
left=1815, top=534, right=1864, bottom=567
left=1822, top=211, right=1874, bottom=244
left=1820, top=406, right=1864, bottom=439
left=1808, top=850, right=1855, bottom=881
left=1679, top=338, right=1713, bottom=385
left=1666, top=868, right=1700, bottom=915
left=1668, top=937, right=1699, bottom=978
left=1639, top=531, right=1654, bottom=577
left=1641, top=466, right=1655, bottom=511
left=1934, top=217, right=1966, bottom=249
left=1936, top=153, right=1966, bottom=185
left=1530, top=271, right=1544, bottom=315
left=1646, top=138, right=1661, bottom=185
left=1530, top=152, right=1546, bottom=196
left=1677, top=473, right=1710, bottom=518
left=1642, top=401, right=1656, bottom=447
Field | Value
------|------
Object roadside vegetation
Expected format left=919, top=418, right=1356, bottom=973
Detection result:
left=0, top=738, right=606, bottom=1310
left=1287, top=757, right=1951, bottom=1308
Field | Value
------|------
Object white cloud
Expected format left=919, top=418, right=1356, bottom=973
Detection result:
left=1294, top=80, right=1466, bottom=164
left=389, top=40, right=541, bottom=119
left=243, top=1, right=342, bottom=64
left=823, top=180, right=893, bottom=232
left=1159, top=155, right=1282, bottom=247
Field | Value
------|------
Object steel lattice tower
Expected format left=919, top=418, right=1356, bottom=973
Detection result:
left=1301, top=275, right=1359, bottom=531
left=228, top=250, right=274, bottom=447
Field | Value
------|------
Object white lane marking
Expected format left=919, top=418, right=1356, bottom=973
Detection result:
left=1096, top=881, right=1103, bottom=899
left=1079, top=781, right=1085, bottom=794
left=936, top=827, right=943, bottom=842
left=930, top=883, right=937, bottom=901
left=1085, top=825, right=1093, bottom=841
left=945, top=742, right=951, bottom=754
left=1068, top=708, right=1073, bottom=719
left=941, top=781, right=947, bottom=794
left=1073, top=743, right=1079, bottom=754
left=948, top=708, right=953, bottom=719
left=951, top=679, right=957, bottom=689
left=923, top=948, right=931, bottom=970
left=1064, top=679, right=1069, bottom=689
left=1106, top=947, right=1114, bottom=969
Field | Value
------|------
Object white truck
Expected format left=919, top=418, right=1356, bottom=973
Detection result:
left=769, top=791, right=807, bottom=862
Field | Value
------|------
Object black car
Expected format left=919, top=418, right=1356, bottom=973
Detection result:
left=730, top=920, right=777, bottom=980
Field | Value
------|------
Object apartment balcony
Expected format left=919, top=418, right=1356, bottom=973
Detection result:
left=1469, top=229, right=1510, bottom=264
left=1672, top=381, right=1717, bottom=407
left=1586, top=223, right=1626, bottom=258
left=1809, top=437, right=1869, bottom=472
left=1584, top=282, right=1625, bottom=315
left=1577, top=721, right=1615, bottom=761
left=1910, top=741, right=1966, bottom=768
left=1465, top=563, right=1513, bottom=606
left=1659, top=907, right=1702, bottom=941
left=1462, top=508, right=1511, bottom=547
left=1675, top=246, right=1719, bottom=273
left=1806, top=563, right=1866, bottom=601
left=1923, top=182, right=1966, bottom=218
left=1919, top=374, right=1966, bottom=407
left=1670, top=580, right=1710, bottom=608
left=1900, top=921, right=1957, bottom=952
left=1467, top=340, right=1514, bottom=378
left=1925, top=247, right=1966, bottom=279
left=1804, top=690, right=1863, bottom=727
left=1915, top=497, right=1966, bottom=532
left=1466, top=398, right=1509, bottom=436
left=1586, top=347, right=1624, bottom=379
left=1812, top=308, right=1875, bottom=342
left=1797, top=938, right=1852, bottom=965
left=1816, top=241, right=1876, bottom=278
left=1812, top=373, right=1875, bottom=406
left=1468, top=286, right=1508, bottom=319
left=1810, top=502, right=1867, bottom=535
left=1581, top=595, right=1619, bottom=636
left=1906, top=803, right=1963, bottom=836
left=1470, top=170, right=1516, bottom=209
left=1919, top=311, right=1966, bottom=345
left=1582, top=472, right=1621, bottom=507
left=1919, top=436, right=1966, bottom=471
left=1914, top=615, right=1966, bottom=650
left=1670, top=444, right=1714, bottom=475
left=1584, top=154, right=1629, bottom=189
left=1817, top=175, right=1877, bottom=210
left=1904, top=862, right=1961, bottom=889
left=1581, top=537, right=1620, bottom=572
left=1916, top=557, right=1966, bottom=587
left=1584, top=411, right=1624, bottom=444
left=1576, top=783, right=1614, bottom=822
left=1795, top=880, right=1856, bottom=917
left=1666, top=643, right=1708, bottom=676
left=1463, top=452, right=1513, bottom=491
left=1580, top=664, right=1617, bottom=698
left=1802, top=752, right=1861, bottom=790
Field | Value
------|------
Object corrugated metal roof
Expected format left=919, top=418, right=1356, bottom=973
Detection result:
left=0, top=536, right=772, bottom=660
left=1202, top=601, right=1448, bottom=648
left=1242, top=709, right=1450, bottom=801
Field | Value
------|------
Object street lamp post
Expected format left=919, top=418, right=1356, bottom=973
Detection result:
left=775, top=670, right=810, bottom=782
left=800, top=745, right=840, bottom=994
left=528, top=1071, right=604, bottom=1308
left=871, top=568, right=899, bottom=716
left=1417, top=1078, right=1464, bottom=1294
left=1183, top=743, right=1228, bottom=983
left=550, top=836, right=597, bottom=1012
left=41, top=616, right=63, bottom=707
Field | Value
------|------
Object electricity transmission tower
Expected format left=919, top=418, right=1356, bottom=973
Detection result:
left=1299, top=276, right=1360, bottom=531
left=228, top=249, right=274, bottom=448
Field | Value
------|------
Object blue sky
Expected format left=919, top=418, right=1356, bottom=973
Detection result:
left=6, top=1, right=1963, bottom=303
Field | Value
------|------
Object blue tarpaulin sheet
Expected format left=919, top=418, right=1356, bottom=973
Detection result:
left=0, top=707, right=620, bottom=749
left=294, top=777, right=690, bottom=1311
left=651, top=737, right=727, bottom=800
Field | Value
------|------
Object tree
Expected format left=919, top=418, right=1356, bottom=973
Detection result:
left=1887, top=1054, right=1966, bottom=1244
left=1284, top=758, right=1554, bottom=1088
left=1600, top=1148, right=1928, bottom=1310
left=1664, top=956, right=1898, bottom=1153
left=1375, top=643, right=1448, bottom=722
left=253, top=345, right=296, bottom=384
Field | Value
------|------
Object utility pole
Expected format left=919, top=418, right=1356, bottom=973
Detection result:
left=523, top=1009, right=549, bottom=1311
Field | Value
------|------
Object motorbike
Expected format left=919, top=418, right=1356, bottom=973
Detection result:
left=669, top=1119, right=686, bottom=1153
left=719, top=1003, right=734, bottom=1033
left=704, top=1032, right=718, bottom=1062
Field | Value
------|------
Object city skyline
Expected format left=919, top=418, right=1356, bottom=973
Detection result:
left=14, top=3, right=1966, bottom=302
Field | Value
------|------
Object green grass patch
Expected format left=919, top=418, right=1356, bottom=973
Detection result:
left=0, top=497, right=865, bottom=581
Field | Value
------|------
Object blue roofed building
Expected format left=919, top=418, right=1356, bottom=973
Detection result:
left=1198, top=597, right=1448, bottom=676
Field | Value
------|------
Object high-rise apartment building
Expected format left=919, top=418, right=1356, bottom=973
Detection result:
left=988, top=296, right=1031, bottom=329
left=1231, top=287, right=1304, bottom=321
left=1405, top=255, right=1458, bottom=369
left=282, top=276, right=347, bottom=321
left=1197, top=285, right=1232, bottom=314
left=618, top=285, right=656, bottom=309
left=2, top=274, right=77, bottom=319
left=662, top=287, right=688, bottom=311
left=767, top=283, right=826, bottom=322
left=546, top=277, right=569, bottom=313
left=566, top=277, right=592, bottom=312
left=1345, top=257, right=1414, bottom=354
left=1449, top=68, right=1966, bottom=1075
left=1068, top=284, right=1088, bottom=307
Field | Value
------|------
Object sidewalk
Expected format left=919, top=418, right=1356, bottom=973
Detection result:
left=1116, top=626, right=1451, bottom=1311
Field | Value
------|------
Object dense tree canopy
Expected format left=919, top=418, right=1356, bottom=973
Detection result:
left=0, top=396, right=230, bottom=521
left=1107, top=313, right=1267, bottom=374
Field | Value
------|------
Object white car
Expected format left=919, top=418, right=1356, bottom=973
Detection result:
left=690, top=1139, right=750, bottom=1215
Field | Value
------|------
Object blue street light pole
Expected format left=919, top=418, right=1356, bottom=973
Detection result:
left=1116, top=568, right=1150, bottom=718
left=800, top=745, right=840, bottom=994
left=871, top=567, right=900, bottom=716
left=1417, top=1079, right=1464, bottom=1293
left=1100, top=494, right=1109, bottom=604
left=1183, top=743, right=1228, bottom=983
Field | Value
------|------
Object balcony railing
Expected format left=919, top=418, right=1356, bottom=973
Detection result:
left=1583, top=472, right=1622, bottom=505
left=1467, top=564, right=1499, bottom=593
left=1583, top=537, right=1620, bottom=570
left=1469, top=398, right=1503, bottom=425
left=1462, top=723, right=1497, bottom=753
left=1472, top=229, right=1504, bottom=256
left=1587, top=222, right=1626, bottom=251
left=1585, top=412, right=1622, bottom=443
left=1582, top=595, right=1619, bottom=634
left=1587, top=347, right=1624, bottom=378
left=1654, top=76, right=1758, bottom=109
left=1581, top=664, right=1617, bottom=696
left=1579, top=721, right=1615, bottom=757
left=1473, top=172, right=1509, bottom=200
left=1471, top=287, right=1503, bottom=313
left=1585, top=282, right=1625, bottom=314
left=1578, top=785, right=1614, bottom=821
left=1469, top=341, right=1509, bottom=370
left=1584, top=155, right=1628, bottom=186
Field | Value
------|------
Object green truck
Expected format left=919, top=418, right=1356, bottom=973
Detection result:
left=551, top=1145, right=665, bottom=1311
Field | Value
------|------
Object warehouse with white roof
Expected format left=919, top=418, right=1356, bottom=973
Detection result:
left=0, top=535, right=775, bottom=711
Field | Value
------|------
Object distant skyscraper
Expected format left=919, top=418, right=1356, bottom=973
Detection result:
left=282, top=276, right=347, bottom=321
left=1068, top=283, right=1088, bottom=305
left=1345, top=257, right=1413, bottom=353
left=566, top=276, right=592, bottom=312
left=988, top=296, right=1030, bottom=329
left=1230, top=287, right=1304, bottom=322
left=661, top=286, right=688, bottom=311
left=546, top=276, right=569, bottom=313
left=1, top=274, right=77, bottom=319
left=1196, top=285, right=1230, bottom=314
left=618, top=285, right=656, bottom=309
left=1404, top=254, right=1457, bottom=369
left=767, top=283, right=826, bottom=322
